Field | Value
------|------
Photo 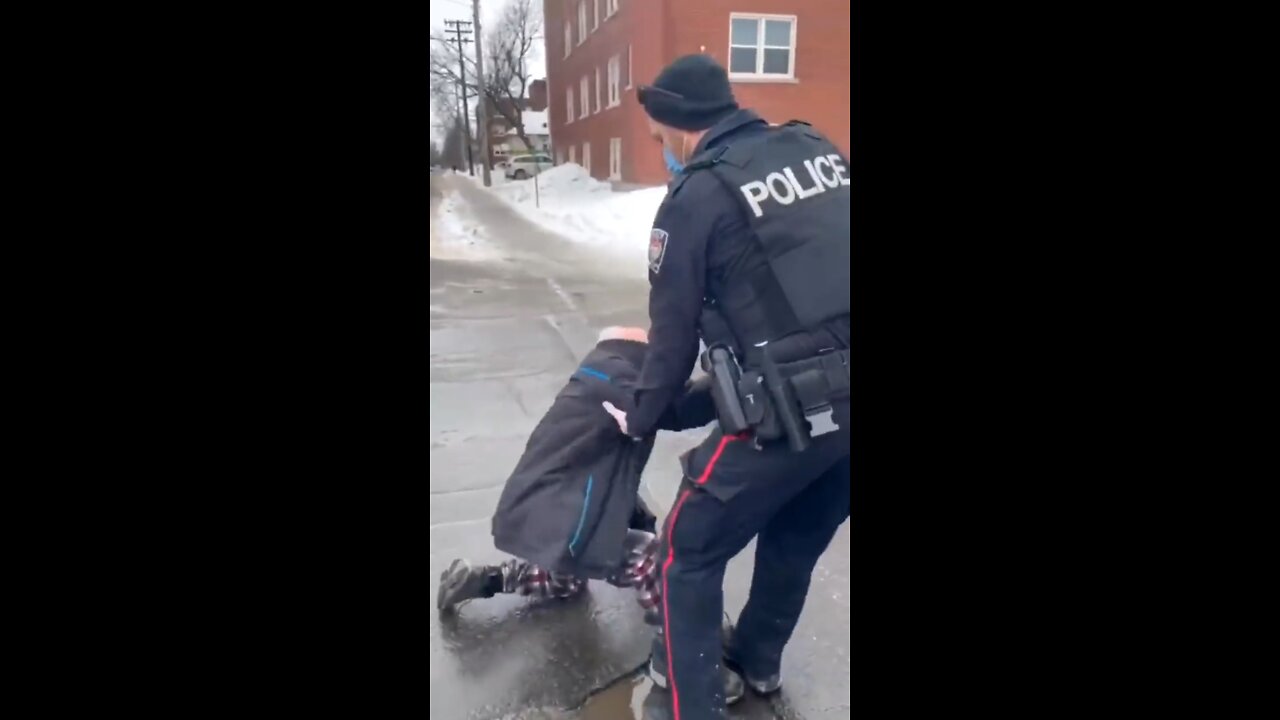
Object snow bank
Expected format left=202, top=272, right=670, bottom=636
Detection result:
left=450, top=167, right=486, bottom=183
left=486, top=164, right=667, bottom=267
left=433, top=191, right=501, bottom=261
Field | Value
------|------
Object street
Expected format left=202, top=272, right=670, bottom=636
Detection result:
left=428, top=173, right=851, bottom=719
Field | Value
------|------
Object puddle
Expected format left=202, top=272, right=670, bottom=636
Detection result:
left=579, top=674, right=647, bottom=720
left=578, top=673, right=794, bottom=719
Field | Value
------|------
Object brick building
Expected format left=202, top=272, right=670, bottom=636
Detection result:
left=544, top=0, right=851, bottom=186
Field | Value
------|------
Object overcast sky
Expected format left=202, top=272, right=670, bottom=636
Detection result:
left=431, top=0, right=548, bottom=143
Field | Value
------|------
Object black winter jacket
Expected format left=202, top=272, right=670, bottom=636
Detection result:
left=491, top=338, right=714, bottom=579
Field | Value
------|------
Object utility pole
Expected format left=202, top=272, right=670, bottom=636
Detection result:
left=443, top=19, right=474, bottom=175
left=472, top=0, right=492, bottom=187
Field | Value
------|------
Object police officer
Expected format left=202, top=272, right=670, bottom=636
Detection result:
left=600, top=55, right=851, bottom=719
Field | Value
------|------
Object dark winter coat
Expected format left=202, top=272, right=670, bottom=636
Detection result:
left=491, top=338, right=714, bottom=579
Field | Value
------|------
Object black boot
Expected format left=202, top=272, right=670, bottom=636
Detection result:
left=436, top=559, right=501, bottom=613
left=647, top=619, right=745, bottom=705
left=722, top=620, right=783, bottom=696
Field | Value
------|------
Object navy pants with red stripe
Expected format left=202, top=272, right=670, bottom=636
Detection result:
left=657, top=426, right=851, bottom=719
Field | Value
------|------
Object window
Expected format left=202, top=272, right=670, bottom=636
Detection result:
left=556, top=149, right=564, bottom=165
left=582, top=142, right=591, bottom=175
left=595, top=67, right=602, bottom=114
left=607, top=55, right=621, bottom=107
left=569, top=145, right=576, bottom=164
left=593, top=0, right=600, bottom=31
left=566, top=86, right=574, bottom=123
left=609, top=138, right=622, bottom=181
left=578, top=2, right=587, bottom=44
left=728, top=14, right=796, bottom=79
left=564, top=21, right=572, bottom=58
left=625, top=45, right=632, bottom=89
left=606, top=0, right=619, bottom=18
left=580, top=76, right=590, bottom=118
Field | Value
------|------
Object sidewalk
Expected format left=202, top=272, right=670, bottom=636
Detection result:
left=429, top=175, right=849, bottom=719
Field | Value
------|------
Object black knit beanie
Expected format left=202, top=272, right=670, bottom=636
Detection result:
left=639, top=54, right=739, bottom=131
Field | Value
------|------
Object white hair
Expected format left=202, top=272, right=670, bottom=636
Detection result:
left=598, top=326, right=649, bottom=343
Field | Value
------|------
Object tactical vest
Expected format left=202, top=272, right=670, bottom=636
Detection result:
left=676, top=121, right=850, bottom=361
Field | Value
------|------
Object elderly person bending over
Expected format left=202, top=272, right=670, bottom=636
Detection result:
left=437, top=326, right=715, bottom=620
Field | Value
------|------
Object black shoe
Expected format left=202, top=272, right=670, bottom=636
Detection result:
left=722, top=622, right=783, bottom=696
left=436, top=559, right=498, bottom=612
left=722, top=655, right=782, bottom=696
left=647, top=626, right=745, bottom=705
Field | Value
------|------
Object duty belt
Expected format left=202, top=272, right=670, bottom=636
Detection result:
left=701, top=344, right=850, bottom=453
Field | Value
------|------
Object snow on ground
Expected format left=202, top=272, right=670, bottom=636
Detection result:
left=433, top=190, right=502, bottom=261
left=460, top=170, right=512, bottom=187
left=484, top=164, right=667, bottom=267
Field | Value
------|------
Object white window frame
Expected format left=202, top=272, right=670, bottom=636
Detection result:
left=606, top=0, right=619, bottom=18
left=625, top=45, right=632, bottom=89
left=569, top=145, right=576, bottom=164
left=607, top=55, right=621, bottom=108
left=564, top=20, right=572, bottom=58
left=609, top=138, right=622, bottom=181
left=556, top=149, right=565, bottom=165
left=580, top=76, right=590, bottom=118
left=593, top=0, right=601, bottom=31
left=595, top=67, right=602, bottom=114
left=727, top=13, right=798, bottom=81
left=566, top=86, right=575, bottom=124
left=578, top=2, right=587, bottom=45
left=583, top=141, right=591, bottom=175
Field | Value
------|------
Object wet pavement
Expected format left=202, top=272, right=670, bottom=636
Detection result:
left=429, top=174, right=850, bottom=719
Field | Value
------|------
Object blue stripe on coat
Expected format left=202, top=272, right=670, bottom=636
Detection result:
left=568, top=475, right=594, bottom=556
left=577, top=367, right=610, bottom=382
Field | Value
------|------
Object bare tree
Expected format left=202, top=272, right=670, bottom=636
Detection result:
left=441, top=116, right=467, bottom=169
left=482, top=0, right=542, bottom=154
left=429, top=48, right=469, bottom=133
left=430, top=0, right=542, bottom=160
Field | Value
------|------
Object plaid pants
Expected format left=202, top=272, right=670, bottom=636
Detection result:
left=499, top=529, right=660, bottom=620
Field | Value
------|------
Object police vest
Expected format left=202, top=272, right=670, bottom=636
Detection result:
left=677, top=121, right=850, bottom=358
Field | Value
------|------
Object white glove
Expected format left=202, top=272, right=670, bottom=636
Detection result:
left=602, top=401, right=629, bottom=435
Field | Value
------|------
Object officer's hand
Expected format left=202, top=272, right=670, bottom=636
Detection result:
left=602, top=401, right=629, bottom=435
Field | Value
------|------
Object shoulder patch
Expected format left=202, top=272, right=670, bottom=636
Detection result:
left=648, top=228, right=669, bottom=274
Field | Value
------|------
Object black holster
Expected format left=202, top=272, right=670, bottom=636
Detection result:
left=701, top=343, right=850, bottom=453
left=699, top=344, right=751, bottom=435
